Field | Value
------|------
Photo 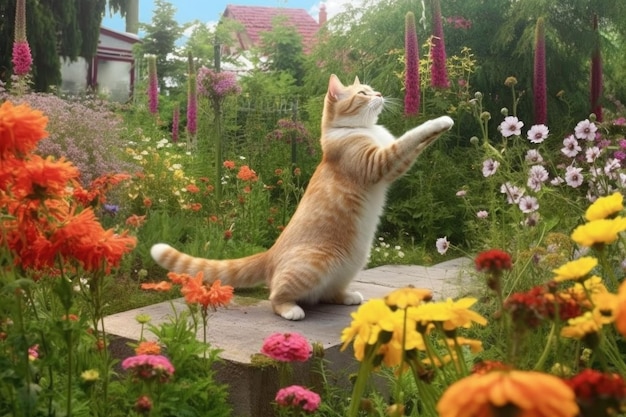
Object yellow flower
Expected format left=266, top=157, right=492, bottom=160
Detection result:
left=341, top=299, right=395, bottom=351
left=378, top=310, right=426, bottom=368
left=585, top=192, right=623, bottom=221
left=385, top=287, right=432, bottom=310
left=614, top=280, right=626, bottom=337
left=437, top=370, right=578, bottom=417
left=571, top=217, right=626, bottom=247
left=591, top=291, right=618, bottom=324
left=409, top=298, right=487, bottom=331
left=447, top=336, right=483, bottom=354
left=552, top=256, right=598, bottom=282
left=80, top=369, right=100, bottom=382
left=561, top=312, right=602, bottom=340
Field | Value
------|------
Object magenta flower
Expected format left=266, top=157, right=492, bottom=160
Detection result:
left=404, top=12, right=420, bottom=116
left=261, top=332, right=311, bottom=362
left=275, top=385, right=321, bottom=413
left=533, top=17, right=547, bottom=125
left=121, top=354, right=175, bottom=382
left=430, top=0, right=450, bottom=88
left=590, top=14, right=603, bottom=122
left=12, top=41, right=32, bottom=76
left=172, top=103, right=180, bottom=142
left=147, top=55, right=159, bottom=115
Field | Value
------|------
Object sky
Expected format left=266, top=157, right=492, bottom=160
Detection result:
left=101, top=0, right=351, bottom=33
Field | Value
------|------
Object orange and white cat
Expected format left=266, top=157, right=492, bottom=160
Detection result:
left=151, top=74, right=453, bottom=320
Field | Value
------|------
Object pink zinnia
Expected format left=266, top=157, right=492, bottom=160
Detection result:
left=122, top=354, right=175, bottom=381
left=404, top=12, right=420, bottom=116
left=261, top=332, right=311, bottom=362
left=430, top=0, right=449, bottom=88
left=275, top=385, right=321, bottom=413
left=533, top=17, right=547, bottom=125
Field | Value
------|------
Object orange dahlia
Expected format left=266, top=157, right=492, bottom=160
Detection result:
left=437, top=370, right=578, bottom=417
left=0, top=101, right=48, bottom=159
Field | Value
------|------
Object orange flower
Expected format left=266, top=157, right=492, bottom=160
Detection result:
left=185, top=184, right=200, bottom=193
left=11, top=155, right=80, bottom=200
left=141, top=281, right=173, bottom=292
left=237, top=165, right=258, bottom=182
left=167, top=271, right=191, bottom=285
left=614, top=280, right=626, bottom=337
left=135, top=341, right=161, bottom=355
left=180, top=271, right=234, bottom=310
left=0, top=101, right=49, bottom=159
left=437, top=370, right=578, bottom=417
left=143, top=197, right=152, bottom=208
left=126, top=214, right=146, bottom=227
left=189, top=203, right=202, bottom=212
left=223, top=160, right=235, bottom=169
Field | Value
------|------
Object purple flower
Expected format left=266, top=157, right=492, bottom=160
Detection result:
left=404, top=12, right=420, bottom=116
left=147, top=55, right=159, bottom=115
left=533, top=18, right=547, bottom=125
left=527, top=124, right=549, bottom=144
left=275, top=385, right=321, bottom=413
left=103, top=204, right=119, bottom=216
left=197, top=67, right=241, bottom=102
left=430, top=0, right=449, bottom=88
left=12, top=41, right=32, bottom=76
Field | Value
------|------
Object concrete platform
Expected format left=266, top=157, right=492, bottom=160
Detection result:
left=103, top=258, right=472, bottom=416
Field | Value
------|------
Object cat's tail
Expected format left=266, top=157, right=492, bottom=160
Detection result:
left=150, top=243, right=268, bottom=287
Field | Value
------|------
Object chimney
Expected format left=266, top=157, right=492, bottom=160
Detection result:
left=319, top=4, right=327, bottom=26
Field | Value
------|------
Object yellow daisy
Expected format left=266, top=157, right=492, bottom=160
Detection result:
left=385, top=286, right=433, bottom=310
left=585, top=192, right=623, bottom=221
left=571, top=217, right=626, bottom=247
left=552, top=257, right=598, bottom=282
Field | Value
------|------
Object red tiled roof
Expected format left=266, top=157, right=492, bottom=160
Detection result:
left=223, top=5, right=321, bottom=53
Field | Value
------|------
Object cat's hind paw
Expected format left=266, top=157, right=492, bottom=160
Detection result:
left=342, top=291, right=363, bottom=305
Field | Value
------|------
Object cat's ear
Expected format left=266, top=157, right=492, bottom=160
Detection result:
left=353, top=76, right=361, bottom=86
left=328, top=74, right=344, bottom=100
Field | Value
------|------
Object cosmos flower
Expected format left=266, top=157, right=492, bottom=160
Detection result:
left=500, top=182, right=525, bottom=204
left=585, top=146, right=602, bottom=163
left=561, top=135, right=582, bottom=158
left=518, top=195, right=539, bottom=213
left=476, top=210, right=488, bottom=219
left=499, top=116, right=524, bottom=137
left=574, top=119, right=598, bottom=141
left=261, top=332, right=312, bottom=363
left=565, top=166, right=584, bottom=188
left=525, top=149, right=543, bottom=164
left=482, top=158, right=500, bottom=177
left=436, top=236, right=450, bottom=255
left=527, top=124, right=549, bottom=144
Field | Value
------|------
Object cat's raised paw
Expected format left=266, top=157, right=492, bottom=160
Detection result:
left=280, top=305, right=306, bottom=321
left=342, top=291, right=363, bottom=305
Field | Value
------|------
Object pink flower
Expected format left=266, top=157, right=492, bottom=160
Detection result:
left=476, top=210, right=488, bottom=219
left=565, top=166, right=584, bottom=188
left=147, top=55, right=159, bottom=115
left=518, top=195, right=539, bottom=213
left=499, top=116, right=524, bottom=138
left=527, top=124, right=549, bottom=144
left=12, top=41, right=32, bottom=76
left=500, top=182, right=525, bottom=205
left=429, top=0, right=449, bottom=88
left=436, top=236, right=449, bottom=255
left=482, top=158, right=500, bottom=177
left=585, top=146, right=601, bottom=163
left=275, top=385, right=321, bottom=413
left=122, top=354, right=175, bottom=382
left=261, top=332, right=311, bottom=362
left=28, top=344, right=39, bottom=361
left=197, top=67, right=241, bottom=101
left=614, top=117, right=626, bottom=126
left=574, top=119, right=598, bottom=141
left=525, top=149, right=543, bottom=164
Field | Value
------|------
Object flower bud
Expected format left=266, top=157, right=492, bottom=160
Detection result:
left=469, top=136, right=479, bottom=145
left=504, top=76, right=517, bottom=87
left=474, top=91, right=483, bottom=100
left=480, top=111, right=491, bottom=121
left=500, top=107, right=508, bottom=116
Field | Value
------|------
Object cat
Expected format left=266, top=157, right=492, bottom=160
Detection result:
left=151, top=74, right=454, bottom=321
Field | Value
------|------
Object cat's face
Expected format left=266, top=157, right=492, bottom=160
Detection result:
left=323, top=74, right=384, bottom=128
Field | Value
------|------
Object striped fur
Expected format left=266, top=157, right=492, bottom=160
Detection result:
left=151, top=74, right=454, bottom=320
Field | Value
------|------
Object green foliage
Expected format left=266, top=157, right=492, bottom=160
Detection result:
left=258, top=15, right=306, bottom=86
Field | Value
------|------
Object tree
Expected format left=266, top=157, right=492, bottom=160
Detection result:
left=137, top=0, right=186, bottom=93
left=0, top=0, right=129, bottom=91
left=258, top=15, right=306, bottom=86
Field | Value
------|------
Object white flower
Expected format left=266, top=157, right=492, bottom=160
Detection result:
left=550, top=176, right=565, bottom=186
left=436, top=237, right=450, bottom=255
left=525, top=149, right=544, bottom=164
left=604, top=158, right=621, bottom=178
left=397, top=251, right=405, bottom=258
left=518, top=195, right=539, bottom=213
left=585, top=146, right=601, bottom=163
left=482, top=158, right=500, bottom=177
left=528, top=165, right=549, bottom=182
left=456, top=189, right=467, bottom=197
left=565, top=165, right=584, bottom=188
left=499, top=116, right=524, bottom=138
left=561, top=134, right=581, bottom=158
left=526, top=124, right=549, bottom=144
left=476, top=210, right=489, bottom=219
left=574, top=119, right=598, bottom=141
left=500, top=182, right=525, bottom=204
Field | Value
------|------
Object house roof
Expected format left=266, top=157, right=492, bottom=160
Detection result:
left=223, top=5, right=321, bottom=53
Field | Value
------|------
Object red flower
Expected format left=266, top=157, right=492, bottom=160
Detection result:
left=475, top=249, right=512, bottom=274
left=566, top=369, right=626, bottom=417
